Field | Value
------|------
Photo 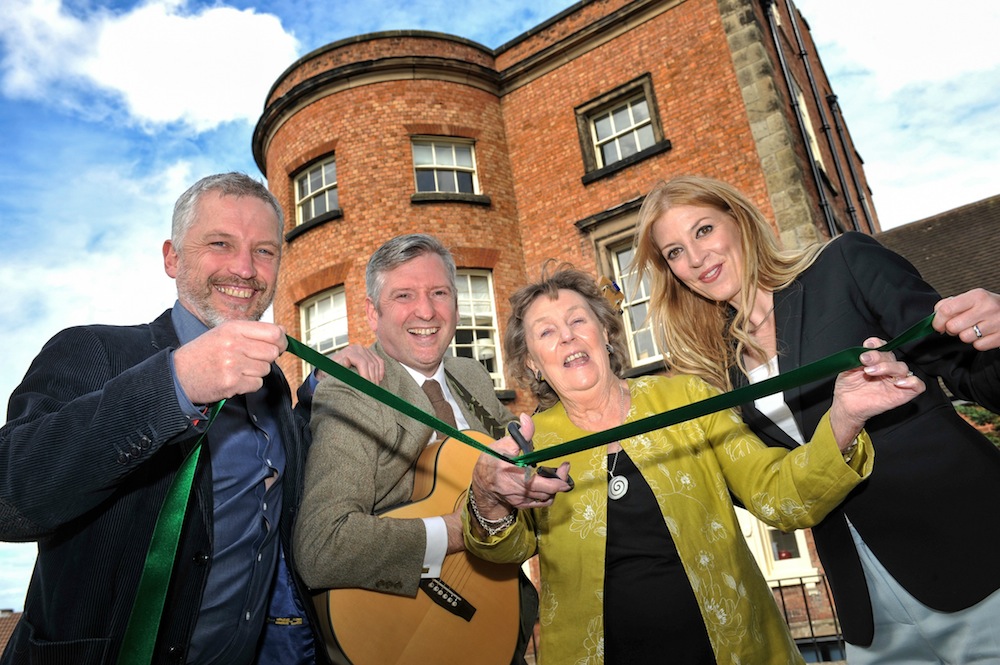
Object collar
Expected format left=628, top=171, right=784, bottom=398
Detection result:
left=170, top=300, right=209, bottom=345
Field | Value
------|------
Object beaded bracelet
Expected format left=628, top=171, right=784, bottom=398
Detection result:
left=467, top=486, right=516, bottom=537
left=841, top=437, right=860, bottom=464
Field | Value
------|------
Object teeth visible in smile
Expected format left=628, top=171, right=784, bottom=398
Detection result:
left=564, top=352, right=588, bottom=364
left=409, top=327, right=439, bottom=336
left=701, top=265, right=721, bottom=281
left=217, top=285, right=253, bottom=299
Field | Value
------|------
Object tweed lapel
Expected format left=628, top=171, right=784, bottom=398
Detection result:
left=372, top=342, right=437, bottom=443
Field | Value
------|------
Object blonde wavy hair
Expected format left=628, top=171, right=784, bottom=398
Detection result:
left=633, top=175, right=824, bottom=391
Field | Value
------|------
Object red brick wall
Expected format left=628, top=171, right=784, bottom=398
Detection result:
left=500, top=0, right=773, bottom=278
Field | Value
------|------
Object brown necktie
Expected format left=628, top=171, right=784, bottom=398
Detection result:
left=421, top=379, right=457, bottom=439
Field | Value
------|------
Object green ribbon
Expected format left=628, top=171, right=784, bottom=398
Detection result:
left=288, top=313, right=937, bottom=467
left=118, top=313, right=936, bottom=663
left=118, top=401, right=224, bottom=665
left=285, top=337, right=501, bottom=460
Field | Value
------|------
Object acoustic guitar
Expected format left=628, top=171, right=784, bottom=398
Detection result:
left=314, top=431, right=521, bottom=665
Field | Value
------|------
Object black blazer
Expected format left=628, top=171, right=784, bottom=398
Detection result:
left=732, top=233, right=1000, bottom=646
left=0, top=309, right=324, bottom=664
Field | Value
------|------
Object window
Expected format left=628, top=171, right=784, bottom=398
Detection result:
left=792, top=78, right=826, bottom=172
left=591, top=95, right=656, bottom=168
left=300, top=287, right=348, bottom=372
left=295, top=158, right=339, bottom=226
left=449, top=270, right=504, bottom=388
left=611, top=243, right=662, bottom=366
left=576, top=75, right=670, bottom=181
left=412, top=139, right=478, bottom=194
left=736, top=507, right=818, bottom=583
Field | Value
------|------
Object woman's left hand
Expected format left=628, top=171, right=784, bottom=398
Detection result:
left=829, top=337, right=926, bottom=446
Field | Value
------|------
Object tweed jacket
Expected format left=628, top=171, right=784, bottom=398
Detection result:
left=0, top=309, right=322, bottom=664
left=732, top=232, right=1000, bottom=646
left=466, top=375, right=872, bottom=665
left=294, top=342, right=515, bottom=595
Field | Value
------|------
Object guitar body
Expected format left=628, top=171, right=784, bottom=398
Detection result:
left=315, top=431, right=521, bottom=665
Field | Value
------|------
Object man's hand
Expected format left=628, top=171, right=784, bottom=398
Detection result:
left=316, top=344, right=386, bottom=383
left=174, top=320, right=287, bottom=404
left=934, top=288, right=1000, bottom=350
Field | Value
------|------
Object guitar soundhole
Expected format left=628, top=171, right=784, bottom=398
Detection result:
left=418, top=577, right=476, bottom=622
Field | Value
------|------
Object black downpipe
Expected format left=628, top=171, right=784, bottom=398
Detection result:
left=828, top=93, right=877, bottom=233
left=761, top=0, right=837, bottom=238
left=783, top=0, right=859, bottom=233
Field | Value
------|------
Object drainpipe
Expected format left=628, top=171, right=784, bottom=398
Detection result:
left=783, top=0, right=860, bottom=232
left=761, top=0, right=837, bottom=238
left=828, top=93, right=878, bottom=233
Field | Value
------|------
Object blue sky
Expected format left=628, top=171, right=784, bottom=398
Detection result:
left=1, top=0, right=997, bottom=612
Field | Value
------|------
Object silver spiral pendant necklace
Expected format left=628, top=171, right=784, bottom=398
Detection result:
left=608, top=450, right=628, bottom=500
left=607, top=381, right=629, bottom=500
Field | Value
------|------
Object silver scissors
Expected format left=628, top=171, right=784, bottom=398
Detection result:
left=507, top=421, right=574, bottom=489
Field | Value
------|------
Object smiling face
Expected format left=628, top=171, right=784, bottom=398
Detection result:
left=366, top=251, right=458, bottom=377
left=522, top=288, right=612, bottom=402
left=162, top=191, right=281, bottom=327
left=651, top=204, right=746, bottom=306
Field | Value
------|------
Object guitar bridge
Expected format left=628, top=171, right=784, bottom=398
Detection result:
left=418, top=577, right=476, bottom=622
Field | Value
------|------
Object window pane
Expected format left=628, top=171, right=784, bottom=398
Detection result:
left=628, top=301, right=648, bottom=332
left=325, top=188, right=339, bottom=211
left=296, top=174, right=309, bottom=199
left=771, top=530, right=801, bottom=560
left=438, top=170, right=457, bottom=193
left=455, top=145, right=473, bottom=168
left=611, top=105, right=630, bottom=132
left=456, top=171, right=473, bottom=193
left=309, top=168, right=323, bottom=192
left=636, top=124, right=655, bottom=150
left=324, top=161, right=337, bottom=183
left=313, top=195, right=327, bottom=216
left=632, top=98, right=649, bottom=123
left=413, top=144, right=433, bottom=166
left=416, top=170, right=436, bottom=192
left=594, top=114, right=612, bottom=141
left=434, top=143, right=455, bottom=166
left=619, top=133, right=638, bottom=159
left=601, top=142, right=618, bottom=166
left=634, top=329, right=656, bottom=360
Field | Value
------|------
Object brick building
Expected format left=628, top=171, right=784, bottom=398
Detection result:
left=253, top=0, right=877, bottom=656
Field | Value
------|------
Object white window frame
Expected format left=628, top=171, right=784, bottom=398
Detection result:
left=736, top=507, right=819, bottom=585
left=299, top=287, right=349, bottom=375
left=610, top=241, right=663, bottom=367
left=590, top=94, right=656, bottom=169
left=449, top=270, right=504, bottom=389
left=412, top=138, right=479, bottom=194
left=295, top=157, right=338, bottom=226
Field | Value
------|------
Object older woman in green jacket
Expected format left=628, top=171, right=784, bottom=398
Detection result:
left=463, top=265, right=924, bottom=665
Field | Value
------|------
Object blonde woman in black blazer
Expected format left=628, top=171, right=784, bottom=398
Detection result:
left=633, top=175, right=1000, bottom=663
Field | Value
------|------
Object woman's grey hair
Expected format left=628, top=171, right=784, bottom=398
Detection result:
left=503, top=261, right=628, bottom=410
left=171, top=172, right=284, bottom=248
left=365, top=234, right=457, bottom=307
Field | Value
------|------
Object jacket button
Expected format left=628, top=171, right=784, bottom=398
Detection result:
left=165, top=645, right=182, bottom=660
left=192, top=551, right=210, bottom=565
left=117, top=451, right=130, bottom=465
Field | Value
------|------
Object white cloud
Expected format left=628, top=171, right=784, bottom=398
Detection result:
left=0, top=0, right=300, bottom=131
left=0, top=0, right=90, bottom=98
left=0, top=162, right=195, bottom=434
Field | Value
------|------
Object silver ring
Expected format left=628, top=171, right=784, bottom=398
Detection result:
left=974, top=324, right=983, bottom=339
